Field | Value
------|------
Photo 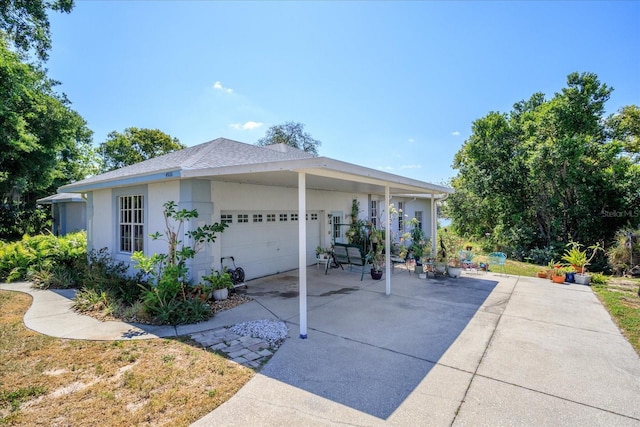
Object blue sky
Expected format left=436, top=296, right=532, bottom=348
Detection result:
left=47, top=1, right=640, bottom=185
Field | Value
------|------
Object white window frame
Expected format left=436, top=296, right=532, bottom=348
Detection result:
left=118, top=194, right=144, bottom=253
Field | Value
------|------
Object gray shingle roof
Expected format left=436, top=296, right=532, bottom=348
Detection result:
left=68, top=138, right=314, bottom=187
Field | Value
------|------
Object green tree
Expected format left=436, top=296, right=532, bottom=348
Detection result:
left=0, top=38, right=96, bottom=238
left=0, top=39, right=94, bottom=202
left=448, top=72, right=638, bottom=261
left=98, top=128, right=186, bottom=172
left=0, top=0, right=74, bottom=61
left=255, top=121, right=321, bottom=156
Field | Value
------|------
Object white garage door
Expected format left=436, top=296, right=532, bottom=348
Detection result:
left=219, top=211, right=322, bottom=280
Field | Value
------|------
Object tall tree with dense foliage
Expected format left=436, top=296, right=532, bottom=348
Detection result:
left=0, top=39, right=95, bottom=201
left=255, top=121, right=321, bottom=156
left=448, top=72, right=639, bottom=262
left=98, top=128, right=186, bottom=172
left=0, top=0, right=74, bottom=62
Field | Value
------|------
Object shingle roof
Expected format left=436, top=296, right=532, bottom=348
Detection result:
left=68, top=138, right=314, bottom=187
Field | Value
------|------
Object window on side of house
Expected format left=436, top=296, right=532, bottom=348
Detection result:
left=253, top=214, right=263, bottom=223
left=221, top=214, right=233, bottom=224
left=267, top=214, right=276, bottom=222
left=238, top=214, right=249, bottom=223
left=279, top=213, right=288, bottom=221
left=119, top=195, right=144, bottom=253
left=415, top=211, right=423, bottom=230
left=370, top=200, right=378, bottom=228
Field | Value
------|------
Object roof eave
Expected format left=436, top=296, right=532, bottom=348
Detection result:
left=59, top=168, right=183, bottom=193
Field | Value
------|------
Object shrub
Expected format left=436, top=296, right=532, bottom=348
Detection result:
left=527, top=246, right=560, bottom=266
left=0, top=231, right=86, bottom=283
left=80, top=248, right=144, bottom=304
left=607, top=228, right=640, bottom=276
left=590, top=273, right=608, bottom=286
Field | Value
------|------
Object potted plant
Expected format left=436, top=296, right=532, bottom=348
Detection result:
left=447, top=256, right=463, bottom=278
left=550, top=264, right=568, bottom=284
left=537, top=268, right=550, bottom=279
left=440, top=229, right=463, bottom=278
left=316, top=246, right=329, bottom=260
left=561, top=241, right=603, bottom=285
left=368, top=228, right=385, bottom=280
left=203, top=270, right=233, bottom=301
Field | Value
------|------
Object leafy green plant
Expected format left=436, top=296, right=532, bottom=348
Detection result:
left=131, top=201, right=227, bottom=325
left=562, top=241, right=604, bottom=274
left=607, top=228, right=639, bottom=276
left=0, top=231, right=86, bottom=283
left=72, top=288, right=112, bottom=312
left=202, top=270, right=233, bottom=290
left=590, top=273, right=609, bottom=286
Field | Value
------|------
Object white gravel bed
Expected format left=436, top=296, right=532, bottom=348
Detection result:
left=229, top=319, right=289, bottom=348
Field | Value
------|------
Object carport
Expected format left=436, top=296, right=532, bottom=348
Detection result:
left=183, top=156, right=453, bottom=338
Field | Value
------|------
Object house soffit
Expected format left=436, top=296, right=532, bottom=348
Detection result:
left=182, top=158, right=452, bottom=197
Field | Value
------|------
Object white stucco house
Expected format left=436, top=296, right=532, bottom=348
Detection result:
left=59, top=137, right=452, bottom=337
left=37, top=192, right=86, bottom=236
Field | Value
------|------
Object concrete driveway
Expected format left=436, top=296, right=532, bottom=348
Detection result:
left=193, top=267, right=640, bottom=426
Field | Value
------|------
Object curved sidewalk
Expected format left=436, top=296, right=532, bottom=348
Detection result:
left=0, top=282, right=277, bottom=340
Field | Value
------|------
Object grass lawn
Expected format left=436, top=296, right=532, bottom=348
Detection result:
left=0, top=291, right=253, bottom=426
left=591, top=277, right=640, bottom=356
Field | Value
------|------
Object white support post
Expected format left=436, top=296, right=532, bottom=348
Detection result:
left=298, top=172, right=308, bottom=339
left=385, top=185, right=391, bottom=295
left=431, top=193, right=437, bottom=256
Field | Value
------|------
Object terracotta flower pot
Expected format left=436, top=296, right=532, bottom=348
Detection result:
left=551, top=274, right=565, bottom=284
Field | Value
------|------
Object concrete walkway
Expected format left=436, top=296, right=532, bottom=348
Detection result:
left=2, top=269, right=640, bottom=425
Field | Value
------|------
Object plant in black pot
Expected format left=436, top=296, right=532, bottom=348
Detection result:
left=369, top=227, right=385, bottom=280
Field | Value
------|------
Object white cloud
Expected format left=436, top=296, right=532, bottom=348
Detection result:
left=213, top=81, right=233, bottom=94
left=229, top=121, right=264, bottom=131
left=377, top=166, right=394, bottom=172
left=400, top=164, right=422, bottom=170
left=451, top=131, right=460, bottom=136
left=408, top=138, right=415, bottom=143
left=243, top=121, right=263, bottom=130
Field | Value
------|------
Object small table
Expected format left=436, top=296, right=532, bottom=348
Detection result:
left=316, top=256, right=330, bottom=270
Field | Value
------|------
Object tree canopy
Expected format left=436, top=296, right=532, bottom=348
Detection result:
left=0, top=38, right=96, bottom=203
left=0, top=0, right=74, bottom=61
left=447, top=72, right=640, bottom=263
left=255, top=121, right=321, bottom=156
left=98, top=128, right=186, bottom=172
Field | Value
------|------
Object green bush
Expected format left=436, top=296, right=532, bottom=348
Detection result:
left=590, top=273, right=608, bottom=286
left=0, top=231, right=86, bottom=282
left=80, top=248, right=144, bottom=304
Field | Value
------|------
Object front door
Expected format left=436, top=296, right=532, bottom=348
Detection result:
left=330, top=211, right=345, bottom=244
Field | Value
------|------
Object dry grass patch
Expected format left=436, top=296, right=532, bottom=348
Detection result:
left=0, top=290, right=253, bottom=426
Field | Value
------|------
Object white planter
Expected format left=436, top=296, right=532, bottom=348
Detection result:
left=212, top=288, right=229, bottom=301
left=419, top=273, right=427, bottom=279
left=448, top=267, right=462, bottom=278
left=574, top=274, right=591, bottom=285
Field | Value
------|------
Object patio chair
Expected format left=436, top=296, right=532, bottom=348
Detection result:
left=488, top=252, right=507, bottom=275
left=458, top=250, right=476, bottom=272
